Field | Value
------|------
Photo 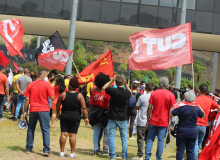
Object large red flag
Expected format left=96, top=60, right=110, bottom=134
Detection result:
left=78, top=49, right=114, bottom=84
left=37, top=49, right=72, bottom=71
left=199, top=113, right=220, bottom=160
left=13, top=61, right=19, bottom=71
left=129, top=23, right=192, bottom=70
left=0, top=19, right=24, bottom=59
left=0, top=51, right=11, bottom=67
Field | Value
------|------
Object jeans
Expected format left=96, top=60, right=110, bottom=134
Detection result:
left=137, top=126, right=148, bottom=157
left=145, top=124, right=168, bottom=160
left=98, top=126, right=109, bottom=152
left=14, top=95, right=26, bottom=119
left=194, top=126, right=206, bottom=160
left=108, top=119, right=128, bottom=159
left=93, top=122, right=109, bottom=152
left=26, top=112, right=50, bottom=153
left=9, top=99, right=13, bottom=112
left=48, top=97, right=52, bottom=108
left=176, top=132, right=197, bottom=160
left=127, top=108, right=137, bottom=138
left=0, top=95, right=6, bottom=118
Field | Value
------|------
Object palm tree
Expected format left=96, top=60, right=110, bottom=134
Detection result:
left=118, top=63, right=127, bottom=75
left=74, top=42, right=86, bottom=58
left=86, top=54, right=94, bottom=65
left=164, top=67, right=175, bottom=85
left=194, top=63, right=206, bottom=89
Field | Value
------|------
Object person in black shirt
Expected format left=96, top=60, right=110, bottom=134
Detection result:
left=102, top=75, right=131, bottom=160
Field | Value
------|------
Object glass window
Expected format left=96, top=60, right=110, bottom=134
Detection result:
left=141, top=0, right=158, bottom=5
left=120, top=3, right=138, bottom=25
left=30, top=54, right=33, bottom=59
left=159, top=0, right=177, bottom=8
left=122, top=0, right=140, bottom=3
left=213, top=13, right=220, bottom=34
left=6, top=0, right=25, bottom=15
left=158, top=7, right=177, bottom=28
left=195, top=11, right=213, bottom=33
left=139, top=5, right=158, bottom=27
left=103, top=0, right=120, bottom=1
left=0, top=0, right=6, bottom=14
left=77, top=0, right=83, bottom=20
left=101, top=2, right=120, bottom=24
left=177, top=9, right=195, bottom=30
left=215, top=0, right=220, bottom=13
left=62, top=0, right=72, bottom=19
left=25, top=0, right=44, bottom=17
left=44, top=0, right=63, bottom=19
left=196, top=0, right=214, bottom=12
left=178, top=0, right=196, bottom=10
left=81, top=0, right=101, bottom=22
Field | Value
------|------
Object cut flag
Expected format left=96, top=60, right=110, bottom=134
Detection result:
left=13, top=61, right=19, bottom=71
left=78, top=49, right=114, bottom=84
left=0, top=50, right=11, bottom=67
left=37, top=49, right=72, bottom=71
left=0, top=19, right=24, bottom=59
left=129, top=23, right=192, bottom=71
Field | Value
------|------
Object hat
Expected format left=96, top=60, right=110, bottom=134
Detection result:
left=0, top=65, right=4, bottom=70
left=133, top=80, right=140, bottom=84
left=17, top=67, right=23, bottom=72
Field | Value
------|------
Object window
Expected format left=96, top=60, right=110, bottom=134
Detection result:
left=81, top=0, right=101, bottom=22
left=141, top=0, right=158, bottom=6
left=24, top=54, right=27, bottom=59
left=139, top=5, right=158, bottom=27
left=6, top=0, right=25, bottom=15
left=195, top=11, right=213, bottom=33
left=44, top=0, right=63, bottom=19
left=25, top=0, right=44, bottom=17
left=158, top=7, right=177, bottom=28
left=101, top=2, right=120, bottom=24
left=0, top=0, right=6, bottom=14
left=122, top=0, right=140, bottom=3
left=63, top=0, right=72, bottom=19
left=215, top=0, right=220, bottom=13
left=159, top=0, right=177, bottom=8
left=196, top=0, right=214, bottom=12
left=103, top=0, right=120, bottom=1
left=30, top=54, right=33, bottom=59
left=177, top=9, right=195, bottom=30
left=178, top=0, right=196, bottom=10
left=213, top=13, right=220, bottom=34
left=120, top=3, right=138, bottom=25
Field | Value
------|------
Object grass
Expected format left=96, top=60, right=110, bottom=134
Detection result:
left=0, top=111, right=177, bottom=160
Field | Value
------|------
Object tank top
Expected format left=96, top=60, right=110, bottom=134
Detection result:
left=61, top=91, right=81, bottom=120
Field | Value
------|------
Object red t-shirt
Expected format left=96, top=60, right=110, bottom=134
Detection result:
left=90, top=90, right=110, bottom=109
left=195, top=95, right=219, bottom=126
left=52, top=85, right=67, bottom=99
left=0, top=73, right=8, bottom=95
left=149, top=89, right=176, bottom=127
left=25, top=80, right=54, bottom=112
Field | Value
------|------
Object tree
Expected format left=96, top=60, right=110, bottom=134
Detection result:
left=181, top=78, right=193, bottom=88
left=194, top=61, right=206, bottom=89
left=86, top=54, right=94, bottom=65
left=72, top=57, right=87, bottom=73
left=74, top=41, right=86, bottom=58
left=131, top=71, right=142, bottom=81
left=118, top=63, right=127, bottom=74
left=29, top=37, right=37, bottom=49
left=164, top=67, right=175, bottom=85
left=23, top=42, right=30, bottom=48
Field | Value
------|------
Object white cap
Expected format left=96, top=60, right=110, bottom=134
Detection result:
left=133, top=80, right=140, bottom=84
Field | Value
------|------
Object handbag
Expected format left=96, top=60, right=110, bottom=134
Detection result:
left=171, top=107, right=196, bottom=137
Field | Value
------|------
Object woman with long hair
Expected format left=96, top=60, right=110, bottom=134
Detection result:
left=51, top=75, right=66, bottom=128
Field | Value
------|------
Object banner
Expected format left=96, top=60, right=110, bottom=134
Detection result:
left=78, top=49, right=114, bottom=84
left=13, top=61, right=19, bottom=71
left=37, top=49, right=72, bottom=71
left=35, top=31, right=66, bottom=61
left=0, top=51, right=11, bottom=67
left=129, top=23, right=192, bottom=70
left=0, top=19, right=24, bottom=59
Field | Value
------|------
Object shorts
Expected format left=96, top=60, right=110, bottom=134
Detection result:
left=60, top=118, right=80, bottom=134
left=85, top=96, right=90, bottom=107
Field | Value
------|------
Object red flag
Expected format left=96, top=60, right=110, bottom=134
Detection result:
left=78, top=49, right=114, bottom=84
left=13, top=61, right=19, bottom=71
left=0, top=19, right=24, bottom=59
left=199, top=113, right=220, bottom=160
left=129, top=23, right=192, bottom=70
left=0, top=50, right=11, bottom=67
left=37, top=49, right=72, bottom=71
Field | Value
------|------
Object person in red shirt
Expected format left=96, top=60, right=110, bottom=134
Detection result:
left=90, top=73, right=111, bottom=156
left=193, top=84, right=220, bottom=160
left=23, top=69, right=54, bottom=156
left=145, top=77, right=176, bottom=160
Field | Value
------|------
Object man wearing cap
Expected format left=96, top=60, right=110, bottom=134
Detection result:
left=9, top=67, right=23, bottom=120
left=14, top=68, right=32, bottom=121
left=0, top=65, right=9, bottom=119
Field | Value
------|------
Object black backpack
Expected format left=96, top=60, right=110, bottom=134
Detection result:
left=79, top=84, right=88, bottom=97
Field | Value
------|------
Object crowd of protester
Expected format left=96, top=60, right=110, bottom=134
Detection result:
left=0, top=64, right=220, bottom=160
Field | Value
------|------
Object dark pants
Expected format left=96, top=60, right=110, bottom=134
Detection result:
left=0, top=94, right=5, bottom=118
left=176, top=132, right=197, bottom=160
left=98, top=126, right=109, bottom=152
left=12, top=93, right=18, bottom=117
left=137, top=126, right=148, bottom=157
left=26, top=112, right=50, bottom=153
left=127, top=108, right=137, bottom=138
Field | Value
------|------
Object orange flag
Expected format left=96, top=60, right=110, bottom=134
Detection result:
left=78, top=49, right=114, bottom=84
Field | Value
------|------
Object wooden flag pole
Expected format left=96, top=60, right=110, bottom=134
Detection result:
left=70, top=56, right=82, bottom=79
left=23, top=58, right=41, bottom=78
left=192, top=62, right=195, bottom=90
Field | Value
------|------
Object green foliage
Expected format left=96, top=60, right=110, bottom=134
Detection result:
left=114, top=71, right=118, bottom=75
left=86, top=54, right=94, bottom=64
left=139, top=71, right=157, bottom=79
left=29, top=37, right=37, bottom=49
left=23, top=42, right=30, bottom=48
left=74, top=41, right=86, bottom=57
left=118, top=63, right=127, bottom=74
left=164, top=68, right=175, bottom=85
left=72, top=57, right=87, bottom=73
left=112, top=49, right=117, bottom=55
left=113, top=43, right=125, bottom=49
left=82, top=40, right=105, bottom=53
left=0, top=41, right=5, bottom=45
left=181, top=78, right=193, bottom=89
left=131, top=71, right=142, bottom=81
left=194, top=61, right=206, bottom=89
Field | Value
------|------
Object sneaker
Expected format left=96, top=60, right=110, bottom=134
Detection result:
left=130, top=156, right=143, bottom=160
left=60, top=152, right=65, bottom=157
left=44, top=152, right=50, bottom=157
left=26, top=151, right=31, bottom=154
left=109, top=158, right=116, bottom=160
left=70, top=152, right=77, bottom=158
left=9, top=116, right=14, bottom=120
left=123, top=158, right=128, bottom=160
left=102, top=151, right=109, bottom=155
left=129, top=137, right=135, bottom=140
left=116, top=155, right=120, bottom=158
left=94, top=150, right=99, bottom=156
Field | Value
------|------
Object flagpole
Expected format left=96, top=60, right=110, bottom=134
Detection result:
left=70, top=56, right=81, bottom=78
left=192, top=63, right=195, bottom=90
left=23, top=58, right=40, bottom=78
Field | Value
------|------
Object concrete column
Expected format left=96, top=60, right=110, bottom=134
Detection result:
left=212, top=53, right=218, bottom=91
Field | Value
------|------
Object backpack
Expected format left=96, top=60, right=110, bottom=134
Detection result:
left=79, top=84, right=87, bottom=97
left=128, top=92, right=138, bottom=109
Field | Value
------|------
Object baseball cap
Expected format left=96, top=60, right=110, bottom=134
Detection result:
left=133, top=80, right=140, bottom=84
left=18, top=67, right=24, bottom=72
left=0, top=65, right=4, bottom=70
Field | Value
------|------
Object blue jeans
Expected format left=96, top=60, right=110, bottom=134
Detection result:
left=93, top=122, right=109, bottom=151
left=0, top=95, right=6, bottom=118
left=14, top=95, right=26, bottom=119
left=194, top=126, right=206, bottom=160
left=145, top=124, right=168, bottom=160
left=176, top=132, right=197, bottom=160
left=26, top=112, right=50, bottom=153
left=9, top=99, right=13, bottom=112
left=108, top=119, right=128, bottom=159
left=48, top=97, right=52, bottom=108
